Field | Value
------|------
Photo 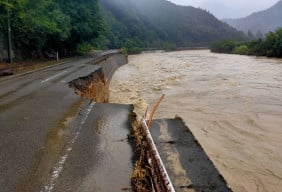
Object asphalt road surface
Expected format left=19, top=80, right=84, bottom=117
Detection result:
left=0, top=55, right=133, bottom=192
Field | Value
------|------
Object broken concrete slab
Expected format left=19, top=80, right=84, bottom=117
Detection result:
left=150, top=118, right=232, bottom=192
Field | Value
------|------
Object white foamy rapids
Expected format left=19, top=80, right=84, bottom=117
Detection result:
left=109, top=50, right=282, bottom=192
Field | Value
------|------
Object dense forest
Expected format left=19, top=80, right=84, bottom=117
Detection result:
left=210, top=28, right=282, bottom=58
left=0, top=0, right=246, bottom=60
left=0, top=0, right=105, bottom=60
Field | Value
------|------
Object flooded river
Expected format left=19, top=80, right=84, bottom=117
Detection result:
left=109, top=50, right=282, bottom=192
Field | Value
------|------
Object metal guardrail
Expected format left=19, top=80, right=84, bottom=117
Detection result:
left=141, top=119, right=176, bottom=192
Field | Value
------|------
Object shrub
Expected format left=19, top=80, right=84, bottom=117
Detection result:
left=233, top=45, right=249, bottom=55
left=77, top=43, right=93, bottom=54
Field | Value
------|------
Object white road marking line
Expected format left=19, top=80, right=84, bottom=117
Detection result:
left=41, top=102, right=96, bottom=192
left=41, top=70, right=68, bottom=83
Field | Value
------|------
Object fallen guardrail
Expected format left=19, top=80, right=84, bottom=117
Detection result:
left=131, top=94, right=175, bottom=192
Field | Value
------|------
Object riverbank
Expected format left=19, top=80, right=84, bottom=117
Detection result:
left=210, top=28, right=282, bottom=58
left=109, top=50, right=282, bottom=192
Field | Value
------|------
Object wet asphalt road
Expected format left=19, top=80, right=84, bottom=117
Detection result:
left=0, top=55, right=133, bottom=192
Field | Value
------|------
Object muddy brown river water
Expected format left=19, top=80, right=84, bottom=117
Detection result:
left=109, top=50, right=282, bottom=192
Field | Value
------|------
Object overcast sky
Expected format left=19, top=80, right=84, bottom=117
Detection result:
left=168, top=0, right=279, bottom=19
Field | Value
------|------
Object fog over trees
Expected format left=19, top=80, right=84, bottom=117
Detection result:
left=168, top=0, right=279, bottom=19
left=1, top=0, right=246, bottom=59
left=224, top=0, right=282, bottom=35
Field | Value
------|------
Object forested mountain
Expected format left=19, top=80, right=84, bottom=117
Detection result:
left=1, top=0, right=245, bottom=60
left=99, top=0, right=245, bottom=51
left=224, top=0, right=282, bottom=36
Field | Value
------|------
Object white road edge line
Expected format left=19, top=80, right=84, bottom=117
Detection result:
left=41, top=102, right=96, bottom=192
left=41, top=70, right=68, bottom=83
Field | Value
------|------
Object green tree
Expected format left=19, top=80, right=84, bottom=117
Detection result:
left=247, top=39, right=266, bottom=56
left=264, top=31, right=277, bottom=57
left=58, top=0, right=106, bottom=52
left=211, top=28, right=282, bottom=58
left=122, top=39, right=142, bottom=54
left=233, top=45, right=249, bottom=55
left=210, top=40, right=237, bottom=53
left=274, top=28, right=282, bottom=57
left=4, top=0, right=71, bottom=57
left=0, top=0, right=106, bottom=59
left=0, top=1, right=13, bottom=35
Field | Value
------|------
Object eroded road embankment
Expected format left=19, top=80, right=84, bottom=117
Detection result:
left=0, top=50, right=134, bottom=192
left=1, top=49, right=232, bottom=192
left=64, top=51, right=232, bottom=192
left=68, top=51, right=127, bottom=103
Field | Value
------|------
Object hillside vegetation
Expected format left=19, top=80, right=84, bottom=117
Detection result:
left=224, top=0, right=282, bottom=36
left=1, top=0, right=245, bottom=60
left=99, top=0, right=245, bottom=53
left=211, top=28, right=282, bottom=58
left=0, top=0, right=105, bottom=59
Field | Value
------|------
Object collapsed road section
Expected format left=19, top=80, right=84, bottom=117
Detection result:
left=0, top=50, right=133, bottom=192
left=40, top=50, right=136, bottom=192
left=67, top=50, right=232, bottom=191
left=64, top=50, right=232, bottom=191
left=68, top=50, right=127, bottom=102
left=67, top=51, right=177, bottom=191
left=0, top=49, right=232, bottom=192
left=129, top=115, right=232, bottom=192
left=150, top=118, right=232, bottom=192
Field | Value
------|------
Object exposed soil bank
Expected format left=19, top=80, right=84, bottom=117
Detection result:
left=68, top=51, right=127, bottom=103
left=69, top=68, right=109, bottom=102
